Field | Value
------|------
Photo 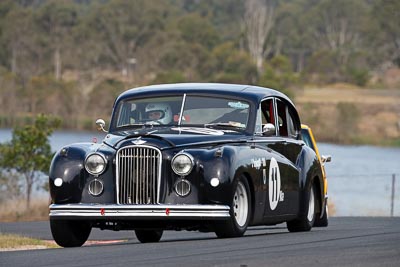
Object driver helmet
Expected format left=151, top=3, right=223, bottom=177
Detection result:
left=145, top=103, right=172, bottom=125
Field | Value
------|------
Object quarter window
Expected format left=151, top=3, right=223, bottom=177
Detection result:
left=276, top=100, right=288, bottom=136
left=276, top=99, right=299, bottom=139
left=287, top=107, right=299, bottom=139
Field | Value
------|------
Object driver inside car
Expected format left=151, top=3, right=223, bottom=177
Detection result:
left=145, top=103, right=172, bottom=125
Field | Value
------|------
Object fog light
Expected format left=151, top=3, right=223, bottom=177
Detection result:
left=210, top=178, right=220, bottom=187
left=54, top=178, right=63, bottom=187
left=174, top=179, right=191, bottom=197
left=88, top=179, right=104, bottom=196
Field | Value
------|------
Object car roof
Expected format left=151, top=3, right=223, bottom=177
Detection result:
left=117, top=83, right=294, bottom=106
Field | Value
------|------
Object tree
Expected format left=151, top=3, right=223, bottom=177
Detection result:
left=177, top=14, right=220, bottom=49
left=306, top=0, right=368, bottom=66
left=372, top=0, right=400, bottom=66
left=0, top=71, right=21, bottom=126
left=0, top=115, right=61, bottom=208
left=0, top=170, right=23, bottom=203
left=36, top=1, right=79, bottom=80
left=259, top=55, right=298, bottom=97
left=85, top=0, right=167, bottom=77
left=86, top=79, right=125, bottom=118
left=2, top=6, right=35, bottom=76
left=243, top=0, right=276, bottom=74
left=211, top=42, right=258, bottom=84
left=273, top=0, right=313, bottom=73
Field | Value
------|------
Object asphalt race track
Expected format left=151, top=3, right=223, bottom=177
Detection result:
left=1, top=217, right=399, bottom=267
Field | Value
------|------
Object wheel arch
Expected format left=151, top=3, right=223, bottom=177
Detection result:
left=311, top=175, right=323, bottom=216
left=297, top=145, right=324, bottom=218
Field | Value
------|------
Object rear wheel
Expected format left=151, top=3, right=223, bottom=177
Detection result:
left=314, top=201, right=329, bottom=227
left=135, top=230, right=163, bottom=243
left=50, top=220, right=92, bottom=247
left=287, top=183, right=316, bottom=232
left=215, top=175, right=251, bottom=238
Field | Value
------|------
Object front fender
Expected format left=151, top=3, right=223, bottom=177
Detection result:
left=178, top=145, right=252, bottom=206
left=49, top=143, right=107, bottom=204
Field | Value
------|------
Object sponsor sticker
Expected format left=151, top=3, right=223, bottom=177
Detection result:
left=228, top=101, right=249, bottom=109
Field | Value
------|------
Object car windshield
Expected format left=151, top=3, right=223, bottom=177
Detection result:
left=114, top=95, right=250, bottom=130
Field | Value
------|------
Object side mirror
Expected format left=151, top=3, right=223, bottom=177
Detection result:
left=321, top=155, right=331, bottom=164
left=96, top=119, right=107, bottom=133
left=262, top=123, right=276, bottom=137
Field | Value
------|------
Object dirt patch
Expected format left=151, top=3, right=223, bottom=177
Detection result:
left=295, top=87, right=400, bottom=145
left=296, top=87, right=400, bottom=105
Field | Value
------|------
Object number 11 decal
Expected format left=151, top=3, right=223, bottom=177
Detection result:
left=269, top=157, right=283, bottom=210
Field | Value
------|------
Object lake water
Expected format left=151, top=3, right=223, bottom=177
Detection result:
left=1, top=129, right=399, bottom=216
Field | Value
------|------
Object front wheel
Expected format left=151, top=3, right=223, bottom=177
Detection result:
left=287, top=183, right=316, bottom=232
left=50, top=220, right=92, bottom=247
left=135, top=230, right=163, bottom=243
left=215, top=175, right=251, bottom=238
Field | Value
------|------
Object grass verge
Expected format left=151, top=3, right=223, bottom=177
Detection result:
left=0, top=233, right=59, bottom=251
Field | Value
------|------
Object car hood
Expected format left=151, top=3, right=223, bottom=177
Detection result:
left=102, top=126, right=247, bottom=150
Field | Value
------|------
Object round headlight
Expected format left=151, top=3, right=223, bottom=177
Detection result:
left=85, top=153, right=107, bottom=176
left=171, top=153, right=194, bottom=176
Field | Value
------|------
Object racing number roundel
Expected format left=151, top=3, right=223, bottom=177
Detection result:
left=269, top=157, right=281, bottom=210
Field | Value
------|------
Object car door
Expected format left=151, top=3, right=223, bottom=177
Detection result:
left=253, top=98, right=300, bottom=218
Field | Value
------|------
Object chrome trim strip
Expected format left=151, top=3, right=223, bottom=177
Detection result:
left=49, top=204, right=230, bottom=219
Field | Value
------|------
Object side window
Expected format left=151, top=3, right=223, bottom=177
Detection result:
left=261, top=99, right=274, bottom=124
left=259, top=98, right=276, bottom=136
left=276, top=100, right=288, bottom=136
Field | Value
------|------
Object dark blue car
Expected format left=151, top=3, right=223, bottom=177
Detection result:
left=49, top=83, right=325, bottom=247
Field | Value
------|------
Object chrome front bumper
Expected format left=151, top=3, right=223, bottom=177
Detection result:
left=49, top=204, right=230, bottom=220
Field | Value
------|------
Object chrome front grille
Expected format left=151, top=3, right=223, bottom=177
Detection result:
left=116, top=145, right=161, bottom=204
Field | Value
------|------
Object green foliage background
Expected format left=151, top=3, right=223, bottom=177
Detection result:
left=0, top=115, right=60, bottom=207
left=0, top=0, right=399, bottom=129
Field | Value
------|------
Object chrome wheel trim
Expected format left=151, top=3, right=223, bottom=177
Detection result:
left=326, top=204, right=329, bottom=217
left=307, top=186, right=315, bottom=222
left=233, top=181, right=249, bottom=227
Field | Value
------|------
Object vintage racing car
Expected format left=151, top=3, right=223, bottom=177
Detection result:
left=49, top=83, right=326, bottom=247
left=301, top=124, right=331, bottom=227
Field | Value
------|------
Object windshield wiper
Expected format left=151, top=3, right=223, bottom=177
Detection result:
left=118, top=122, right=164, bottom=129
left=204, top=123, right=246, bottom=131
left=118, top=123, right=145, bottom=128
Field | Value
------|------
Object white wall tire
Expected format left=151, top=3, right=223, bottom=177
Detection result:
left=287, top=183, right=316, bottom=232
left=314, top=200, right=329, bottom=227
left=215, top=175, right=251, bottom=238
left=233, top=181, right=249, bottom=227
left=307, top=185, right=315, bottom=223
